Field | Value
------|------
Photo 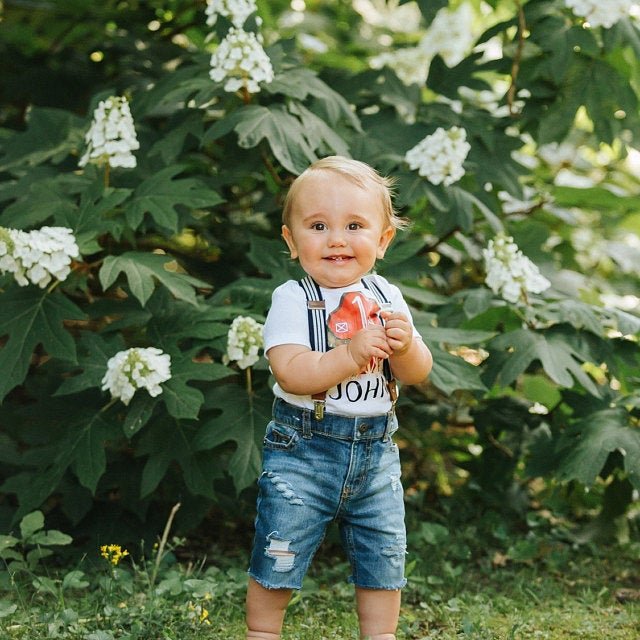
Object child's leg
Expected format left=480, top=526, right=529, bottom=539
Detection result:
left=355, top=587, right=401, bottom=640
left=246, top=577, right=293, bottom=640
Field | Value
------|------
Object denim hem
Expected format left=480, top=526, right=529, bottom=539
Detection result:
left=247, top=570, right=302, bottom=591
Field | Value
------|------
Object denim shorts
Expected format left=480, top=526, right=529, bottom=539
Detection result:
left=248, top=398, right=406, bottom=591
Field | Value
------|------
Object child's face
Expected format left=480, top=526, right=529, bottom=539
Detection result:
left=282, top=170, right=395, bottom=289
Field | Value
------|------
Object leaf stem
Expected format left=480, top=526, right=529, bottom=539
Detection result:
left=246, top=366, right=253, bottom=395
left=507, top=0, right=526, bottom=116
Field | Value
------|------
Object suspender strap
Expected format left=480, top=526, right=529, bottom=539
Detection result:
left=362, top=277, right=397, bottom=400
left=299, top=276, right=327, bottom=353
left=299, top=276, right=328, bottom=420
left=362, top=275, right=391, bottom=307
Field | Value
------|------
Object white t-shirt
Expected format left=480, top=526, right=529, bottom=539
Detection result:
left=263, top=274, right=420, bottom=417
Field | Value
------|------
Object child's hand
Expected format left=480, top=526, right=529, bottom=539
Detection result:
left=346, top=325, right=391, bottom=369
left=381, top=311, right=413, bottom=356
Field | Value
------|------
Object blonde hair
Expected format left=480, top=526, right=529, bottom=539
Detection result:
left=282, top=156, right=409, bottom=231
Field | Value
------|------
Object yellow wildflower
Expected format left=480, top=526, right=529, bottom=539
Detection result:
left=100, top=544, right=130, bottom=566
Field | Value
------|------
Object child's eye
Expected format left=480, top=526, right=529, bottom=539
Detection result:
left=347, top=222, right=362, bottom=231
left=311, top=222, right=326, bottom=231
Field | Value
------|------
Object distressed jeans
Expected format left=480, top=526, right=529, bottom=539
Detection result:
left=248, top=398, right=407, bottom=590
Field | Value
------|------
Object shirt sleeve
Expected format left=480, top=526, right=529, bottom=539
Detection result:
left=263, top=280, right=311, bottom=356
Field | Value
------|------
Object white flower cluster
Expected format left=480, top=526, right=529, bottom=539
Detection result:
left=209, top=26, right=274, bottom=94
left=564, top=0, right=634, bottom=28
left=370, top=47, right=432, bottom=87
left=79, top=96, right=139, bottom=169
left=405, top=126, right=471, bottom=186
left=369, top=4, right=475, bottom=85
left=206, top=0, right=257, bottom=28
left=0, top=226, right=79, bottom=288
left=101, top=347, right=172, bottom=406
left=483, top=233, right=551, bottom=304
left=224, top=315, right=264, bottom=369
left=421, top=3, right=476, bottom=68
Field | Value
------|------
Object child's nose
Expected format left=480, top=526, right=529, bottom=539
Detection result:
left=328, top=229, right=347, bottom=246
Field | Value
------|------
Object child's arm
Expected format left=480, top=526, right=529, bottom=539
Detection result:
left=381, top=311, right=433, bottom=385
left=267, top=325, right=392, bottom=396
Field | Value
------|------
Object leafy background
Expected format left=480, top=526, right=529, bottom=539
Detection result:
left=0, top=0, right=639, bottom=550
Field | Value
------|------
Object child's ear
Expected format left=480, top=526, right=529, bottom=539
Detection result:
left=376, top=226, right=395, bottom=259
left=282, top=225, right=299, bottom=259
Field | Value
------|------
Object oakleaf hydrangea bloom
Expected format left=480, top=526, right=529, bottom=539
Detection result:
left=405, top=126, right=471, bottom=186
left=370, top=4, right=474, bottom=84
left=370, top=47, right=432, bottom=87
left=0, top=226, right=79, bottom=288
left=79, top=96, right=139, bottom=169
left=206, top=0, right=257, bottom=28
left=420, top=3, right=476, bottom=67
left=209, top=27, right=274, bottom=94
left=101, top=347, right=172, bottom=406
left=224, top=316, right=264, bottom=369
left=483, top=233, right=551, bottom=304
left=564, top=0, right=634, bottom=28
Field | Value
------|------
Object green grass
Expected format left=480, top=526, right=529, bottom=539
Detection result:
left=2, top=539, right=639, bottom=639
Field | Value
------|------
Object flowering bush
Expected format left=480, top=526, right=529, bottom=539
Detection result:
left=79, top=95, right=139, bottom=169
left=102, top=347, right=172, bottom=405
left=0, top=226, right=79, bottom=288
left=483, top=233, right=551, bottom=304
left=405, top=126, right=471, bottom=186
left=209, top=27, right=273, bottom=94
left=224, top=316, right=264, bottom=369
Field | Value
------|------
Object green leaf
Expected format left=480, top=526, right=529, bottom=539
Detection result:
left=0, top=288, right=85, bottom=402
left=205, top=105, right=317, bottom=174
left=265, top=67, right=361, bottom=130
left=537, top=59, right=589, bottom=144
left=20, top=511, right=45, bottom=540
left=162, top=355, right=231, bottom=420
left=55, top=332, right=125, bottom=397
left=421, top=326, right=496, bottom=345
left=122, top=393, right=157, bottom=438
left=99, top=251, right=210, bottom=307
left=557, top=408, right=640, bottom=490
left=193, top=385, right=270, bottom=493
left=30, top=530, right=73, bottom=546
left=287, top=101, right=350, bottom=158
left=396, top=283, right=450, bottom=307
left=246, top=235, right=301, bottom=283
left=420, top=346, right=486, bottom=396
left=485, top=328, right=601, bottom=396
left=1, top=173, right=77, bottom=229
left=68, top=412, right=114, bottom=493
left=63, top=183, right=132, bottom=252
left=462, top=288, right=494, bottom=318
left=137, top=416, right=219, bottom=498
left=0, top=535, right=19, bottom=554
left=0, top=601, right=18, bottom=618
left=126, top=166, right=223, bottom=233
left=62, top=570, right=90, bottom=590
left=0, top=107, right=84, bottom=171
left=146, top=292, right=230, bottom=347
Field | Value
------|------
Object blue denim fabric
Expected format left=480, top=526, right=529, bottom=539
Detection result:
left=248, top=398, right=407, bottom=590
